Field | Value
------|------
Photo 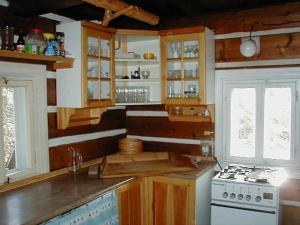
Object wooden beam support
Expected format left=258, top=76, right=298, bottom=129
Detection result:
left=102, top=6, right=134, bottom=26
left=82, top=0, right=159, bottom=26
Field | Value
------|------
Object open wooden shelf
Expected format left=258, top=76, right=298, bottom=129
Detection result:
left=57, top=107, right=108, bottom=129
left=0, top=50, right=74, bottom=69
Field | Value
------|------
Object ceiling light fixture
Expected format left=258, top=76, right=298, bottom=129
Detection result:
left=240, top=28, right=259, bottom=57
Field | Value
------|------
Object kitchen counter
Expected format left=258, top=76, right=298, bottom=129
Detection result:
left=0, top=169, right=133, bottom=225
left=0, top=160, right=216, bottom=225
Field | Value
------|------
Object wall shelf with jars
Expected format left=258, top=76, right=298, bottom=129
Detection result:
left=115, top=31, right=161, bottom=105
left=55, top=21, right=115, bottom=129
left=160, top=27, right=215, bottom=122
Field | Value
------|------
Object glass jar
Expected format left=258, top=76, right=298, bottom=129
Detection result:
left=25, top=28, right=47, bottom=54
left=1, top=24, right=15, bottom=50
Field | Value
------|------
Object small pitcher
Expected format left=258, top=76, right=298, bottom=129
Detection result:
left=67, top=147, right=82, bottom=173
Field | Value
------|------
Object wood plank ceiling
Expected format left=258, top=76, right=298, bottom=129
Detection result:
left=4, top=0, right=300, bottom=29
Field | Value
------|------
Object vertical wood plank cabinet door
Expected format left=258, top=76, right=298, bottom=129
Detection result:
left=117, top=178, right=147, bottom=225
left=147, top=176, right=196, bottom=225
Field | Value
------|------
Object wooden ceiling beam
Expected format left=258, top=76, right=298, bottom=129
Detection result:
left=82, top=0, right=160, bottom=26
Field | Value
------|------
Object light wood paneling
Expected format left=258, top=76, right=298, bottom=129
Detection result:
left=48, top=109, right=126, bottom=138
left=117, top=178, right=146, bottom=225
left=147, top=176, right=195, bottom=225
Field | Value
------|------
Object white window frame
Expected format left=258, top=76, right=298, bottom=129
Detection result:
left=216, top=67, right=300, bottom=175
left=0, top=62, right=49, bottom=183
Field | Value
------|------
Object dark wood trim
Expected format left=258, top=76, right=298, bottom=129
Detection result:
left=49, top=134, right=125, bottom=171
left=126, top=116, right=214, bottom=139
left=143, top=141, right=202, bottom=156
left=126, top=104, right=166, bottom=111
left=216, top=33, right=300, bottom=63
left=159, top=2, right=300, bottom=34
left=47, top=78, right=57, bottom=106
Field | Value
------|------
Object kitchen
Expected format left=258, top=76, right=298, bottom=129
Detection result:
left=0, top=0, right=300, bottom=225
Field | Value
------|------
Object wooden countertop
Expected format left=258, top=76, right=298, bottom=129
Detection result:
left=165, top=161, right=217, bottom=179
left=0, top=169, right=133, bottom=225
left=0, top=159, right=216, bottom=225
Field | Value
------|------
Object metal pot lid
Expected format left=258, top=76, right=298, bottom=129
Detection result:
left=246, top=171, right=271, bottom=181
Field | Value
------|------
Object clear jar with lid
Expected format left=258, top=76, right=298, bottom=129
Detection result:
left=25, top=28, right=47, bottom=54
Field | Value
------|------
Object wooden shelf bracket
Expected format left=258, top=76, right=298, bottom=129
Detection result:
left=57, top=107, right=108, bottom=129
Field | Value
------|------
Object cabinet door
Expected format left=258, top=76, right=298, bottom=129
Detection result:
left=117, top=178, right=147, bottom=225
left=161, top=33, right=205, bottom=105
left=83, top=26, right=115, bottom=107
left=147, top=176, right=196, bottom=225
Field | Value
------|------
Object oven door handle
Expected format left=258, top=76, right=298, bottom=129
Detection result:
left=211, top=203, right=276, bottom=214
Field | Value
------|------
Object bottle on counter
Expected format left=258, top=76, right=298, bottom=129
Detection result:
left=43, top=33, right=57, bottom=56
left=16, top=30, right=25, bottom=52
left=25, top=28, right=47, bottom=54
left=1, top=24, right=15, bottom=50
left=55, top=32, right=65, bottom=57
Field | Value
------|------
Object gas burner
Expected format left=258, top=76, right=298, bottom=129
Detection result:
left=218, top=172, right=237, bottom=180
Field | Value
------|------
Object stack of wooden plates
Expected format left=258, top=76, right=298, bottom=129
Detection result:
left=118, top=138, right=143, bottom=155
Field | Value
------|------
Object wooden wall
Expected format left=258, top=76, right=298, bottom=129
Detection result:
left=47, top=76, right=126, bottom=171
left=126, top=105, right=214, bottom=155
left=160, top=2, right=300, bottom=63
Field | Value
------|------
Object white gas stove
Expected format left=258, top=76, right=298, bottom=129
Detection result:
left=211, top=164, right=285, bottom=225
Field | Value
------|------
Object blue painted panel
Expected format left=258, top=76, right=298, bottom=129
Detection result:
left=42, top=190, right=119, bottom=225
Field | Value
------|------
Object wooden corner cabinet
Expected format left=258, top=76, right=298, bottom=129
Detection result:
left=56, top=21, right=115, bottom=108
left=160, top=27, right=215, bottom=106
left=117, top=166, right=214, bottom=225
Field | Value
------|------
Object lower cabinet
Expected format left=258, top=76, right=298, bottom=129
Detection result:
left=147, top=176, right=196, bottom=225
left=117, top=178, right=147, bottom=225
left=117, top=176, right=198, bottom=225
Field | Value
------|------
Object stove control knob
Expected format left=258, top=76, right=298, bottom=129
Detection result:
left=246, top=195, right=251, bottom=201
left=230, top=193, right=236, bottom=199
left=255, top=196, right=262, bottom=202
left=223, top=192, right=228, bottom=198
left=238, top=194, right=243, bottom=200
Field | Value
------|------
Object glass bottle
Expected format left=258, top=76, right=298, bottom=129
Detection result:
left=16, top=31, right=25, bottom=52
left=1, top=24, right=15, bottom=50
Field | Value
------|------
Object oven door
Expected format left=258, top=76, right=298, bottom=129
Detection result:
left=211, top=203, right=278, bottom=225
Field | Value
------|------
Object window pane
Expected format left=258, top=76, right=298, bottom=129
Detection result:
left=2, top=87, right=16, bottom=170
left=230, top=88, right=256, bottom=158
left=2, top=86, right=29, bottom=172
left=264, top=88, right=291, bottom=160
